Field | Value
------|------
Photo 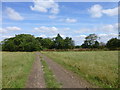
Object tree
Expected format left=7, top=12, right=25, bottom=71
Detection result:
left=42, top=38, right=53, bottom=49
left=54, top=34, right=64, bottom=49
left=81, top=34, right=99, bottom=48
left=106, top=38, right=120, bottom=50
left=64, top=37, right=75, bottom=49
left=2, top=33, right=75, bottom=51
left=85, top=34, right=98, bottom=45
left=81, top=40, right=90, bottom=48
left=75, top=45, right=81, bottom=48
left=2, top=34, right=42, bottom=51
left=99, top=42, right=106, bottom=49
left=2, top=38, right=16, bottom=51
left=92, top=41, right=99, bottom=48
left=53, top=34, right=75, bottom=49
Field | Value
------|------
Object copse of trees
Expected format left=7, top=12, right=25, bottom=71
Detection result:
left=81, top=34, right=99, bottom=48
left=36, top=37, right=54, bottom=49
left=2, top=34, right=42, bottom=51
left=1, top=34, right=75, bottom=51
left=81, top=34, right=120, bottom=50
left=54, top=34, right=74, bottom=49
left=106, top=38, right=120, bottom=50
left=1, top=33, right=120, bottom=51
left=36, top=34, right=74, bottom=49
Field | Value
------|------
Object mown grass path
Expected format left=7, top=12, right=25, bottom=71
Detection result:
left=39, top=52, right=93, bottom=88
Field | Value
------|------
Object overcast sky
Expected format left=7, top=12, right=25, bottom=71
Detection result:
left=1, top=1, right=118, bottom=45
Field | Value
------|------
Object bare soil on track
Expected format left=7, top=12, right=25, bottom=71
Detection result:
left=39, top=52, right=93, bottom=88
left=25, top=52, right=94, bottom=88
left=25, top=52, right=45, bottom=88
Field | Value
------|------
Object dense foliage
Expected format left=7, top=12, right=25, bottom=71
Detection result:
left=81, top=34, right=120, bottom=50
left=1, top=33, right=120, bottom=51
left=81, top=34, right=99, bottom=48
left=106, top=38, right=120, bottom=50
left=1, top=34, right=74, bottom=51
left=2, top=34, right=42, bottom=51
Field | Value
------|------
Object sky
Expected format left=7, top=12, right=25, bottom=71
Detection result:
left=1, top=0, right=119, bottom=45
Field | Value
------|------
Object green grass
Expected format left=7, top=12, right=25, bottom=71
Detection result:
left=40, top=57, right=61, bottom=88
left=42, top=51, right=118, bottom=88
left=2, top=52, right=35, bottom=88
left=0, top=52, right=2, bottom=89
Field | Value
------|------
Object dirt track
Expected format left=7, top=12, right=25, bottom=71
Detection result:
left=25, top=52, right=93, bottom=88
left=39, top=52, right=93, bottom=88
left=25, top=52, right=45, bottom=88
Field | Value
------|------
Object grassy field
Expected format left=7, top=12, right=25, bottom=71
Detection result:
left=2, top=52, right=35, bottom=88
left=42, top=51, right=118, bottom=88
left=0, top=52, right=2, bottom=89
left=40, top=57, right=61, bottom=88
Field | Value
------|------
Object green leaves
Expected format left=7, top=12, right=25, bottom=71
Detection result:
left=2, top=34, right=42, bottom=51
left=81, top=34, right=99, bottom=48
left=2, top=33, right=75, bottom=51
left=106, top=38, right=120, bottom=50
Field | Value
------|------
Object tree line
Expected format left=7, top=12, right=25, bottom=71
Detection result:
left=1, top=33, right=120, bottom=51
left=1, top=34, right=74, bottom=51
left=80, top=34, right=120, bottom=50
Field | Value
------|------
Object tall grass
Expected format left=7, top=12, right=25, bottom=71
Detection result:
left=0, top=52, right=2, bottom=89
left=43, top=51, right=118, bottom=88
left=2, top=52, right=35, bottom=88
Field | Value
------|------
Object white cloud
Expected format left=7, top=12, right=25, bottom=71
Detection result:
left=1, top=35, right=14, bottom=39
left=74, top=28, right=91, bottom=34
left=0, top=35, right=14, bottom=41
left=65, top=18, right=77, bottom=23
left=98, top=33, right=118, bottom=43
left=89, top=4, right=118, bottom=18
left=74, top=23, right=118, bottom=44
left=100, top=23, right=118, bottom=34
left=34, top=26, right=58, bottom=35
left=6, top=7, right=24, bottom=20
left=88, top=4, right=103, bottom=18
left=34, top=26, right=72, bottom=37
left=30, top=0, right=59, bottom=14
left=34, top=26, right=58, bottom=32
left=72, top=35, right=87, bottom=45
left=34, top=26, right=71, bottom=32
left=33, top=24, right=118, bottom=45
left=5, top=26, right=21, bottom=31
left=74, top=23, right=118, bottom=34
left=36, top=34, right=47, bottom=38
left=98, top=33, right=118, bottom=39
left=98, top=33, right=118, bottom=37
left=48, top=15, right=56, bottom=19
left=0, top=26, right=21, bottom=34
left=0, top=28, right=7, bottom=34
left=60, top=18, right=77, bottom=23
left=102, top=7, right=118, bottom=16
left=40, top=34, right=47, bottom=38
left=62, top=27, right=71, bottom=30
